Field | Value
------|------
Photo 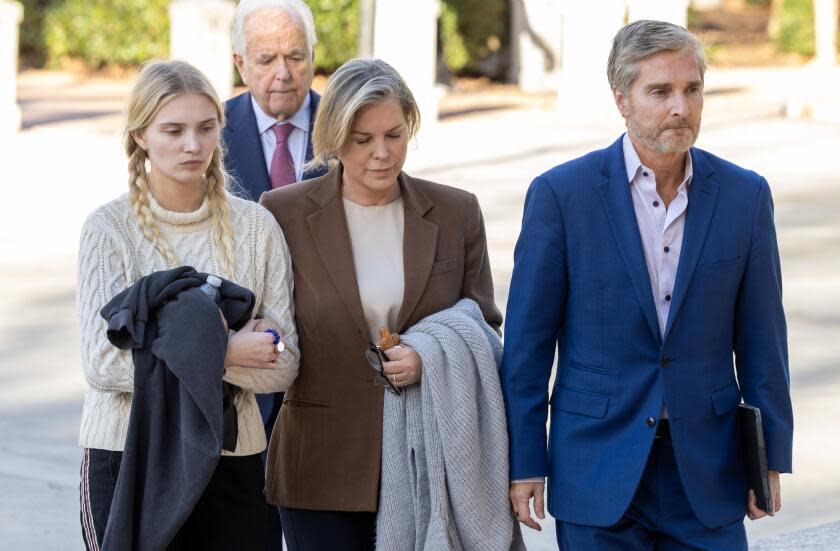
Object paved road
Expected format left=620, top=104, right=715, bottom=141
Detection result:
left=1, top=68, right=838, bottom=549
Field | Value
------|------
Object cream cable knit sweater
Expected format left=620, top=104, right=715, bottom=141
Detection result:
left=76, top=192, right=299, bottom=456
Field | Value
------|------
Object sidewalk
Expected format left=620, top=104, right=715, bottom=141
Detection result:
left=1, top=66, right=839, bottom=549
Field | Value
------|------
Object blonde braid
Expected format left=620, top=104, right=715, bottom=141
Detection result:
left=205, top=145, right=236, bottom=280
left=126, top=143, right=180, bottom=268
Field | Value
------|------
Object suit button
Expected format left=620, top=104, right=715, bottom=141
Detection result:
left=646, top=417, right=656, bottom=427
left=660, top=356, right=671, bottom=368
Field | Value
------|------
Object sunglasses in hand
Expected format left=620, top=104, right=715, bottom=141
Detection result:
left=365, top=343, right=401, bottom=395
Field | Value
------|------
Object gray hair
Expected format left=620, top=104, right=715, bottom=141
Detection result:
left=607, top=20, right=706, bottom=95
left=232, top=0, right=317, bottom=57
left=307, top=58, right=421, bottom=171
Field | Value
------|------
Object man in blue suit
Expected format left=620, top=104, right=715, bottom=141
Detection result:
left=501, top=20, right=793, bottom=550
left=224, top=1, right=328, bottom=548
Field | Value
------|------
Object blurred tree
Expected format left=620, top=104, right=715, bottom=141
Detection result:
left=309, top=0, right=359, bottom=71
left=18, top=0, right=52, bottom=67
left=439, top=2, right=469, bottom=72
left=439, top=0, right=508, bottom=77
left=768, top=0, right=816, bottom=56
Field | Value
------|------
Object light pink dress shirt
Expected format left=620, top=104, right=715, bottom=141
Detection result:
left=622, top=133, right=693, bottom=338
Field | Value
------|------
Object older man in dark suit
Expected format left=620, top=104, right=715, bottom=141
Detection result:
left=225, top=0, right=327, bottom=203
left=223, top=1, right=328, bottom=548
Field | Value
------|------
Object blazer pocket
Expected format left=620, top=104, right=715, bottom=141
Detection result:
left=698, top=255, right=742, bottom=272
left=430, top=258, right=458, bottom=276
left=551, top=386, right=609, bottom=419
left=561, top=361, right=607, bottom=395
left=283, top=398, right=329, bottom=408
left=711, top=382, right=741, bottom=416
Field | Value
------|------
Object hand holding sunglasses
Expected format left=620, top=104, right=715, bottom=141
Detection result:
left=365, top=327, right=423, bottom=393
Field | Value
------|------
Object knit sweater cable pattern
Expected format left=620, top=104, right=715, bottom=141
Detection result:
left=377, top=299, right=525, bottom=551
left=77, top=192, right=299, bottom=456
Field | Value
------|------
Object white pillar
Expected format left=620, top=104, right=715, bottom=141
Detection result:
left=0, top=1, right=23, bottom=137
left=557, top=0, right=626, bottom=121
left=509, top=0, right=564, bottom=93
left=169, top=0, right=236, bottom=100
left=373, top=0, right=439, bottom=129
left=813, top=0, right=839, bottom=67
left=626, top=0, right=691, bottom=28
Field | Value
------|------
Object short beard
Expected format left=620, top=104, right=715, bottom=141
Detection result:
left=627, top=115, right=699, bottom=154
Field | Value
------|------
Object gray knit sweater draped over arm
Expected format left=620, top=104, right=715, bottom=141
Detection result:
left=377, top=298, right=525, bottom=551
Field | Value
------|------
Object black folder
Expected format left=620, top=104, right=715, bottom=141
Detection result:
left=738, top=403, right=773, bottom=513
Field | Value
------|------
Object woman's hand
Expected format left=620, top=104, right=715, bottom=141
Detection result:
left=225, top=319, right=278, bottom=370
left=382, top=345, right=422, bottom=387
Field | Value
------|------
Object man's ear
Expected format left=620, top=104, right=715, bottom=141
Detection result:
left=132, top=130, right=148, bottom=151
left=233, top=53, right=247, bottom=85
left=613, top=87, right=628, bottom=119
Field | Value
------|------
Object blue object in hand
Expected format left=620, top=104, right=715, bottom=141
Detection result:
left=264, top=328, right=284, bottom=352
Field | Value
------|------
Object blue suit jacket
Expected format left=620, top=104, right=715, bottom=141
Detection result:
left=222, top=90, right=328, bottom=202
left=501, top=136, right=793, bottom=529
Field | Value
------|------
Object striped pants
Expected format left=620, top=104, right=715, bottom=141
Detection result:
left=79, top=448, right=268, bottom=550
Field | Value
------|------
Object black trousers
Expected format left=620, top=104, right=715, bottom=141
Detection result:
left=278, top=506, right=377, bottom=551
left=80, top=449, right=267, bottom=550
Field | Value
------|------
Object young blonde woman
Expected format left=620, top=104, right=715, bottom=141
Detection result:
left=76, top=60, right=299, bottom=550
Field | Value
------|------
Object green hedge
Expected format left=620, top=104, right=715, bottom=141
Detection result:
left=23, top=0, right=503, bottom=76
left=43, top=0, right=169, bottom=68
left=30, top=0, right=358, bottom=71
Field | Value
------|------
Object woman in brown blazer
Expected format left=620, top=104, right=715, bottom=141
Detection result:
left=259, top=58, right=502, bottom=551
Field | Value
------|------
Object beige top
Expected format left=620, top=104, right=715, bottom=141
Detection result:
left=342, top=196, right=405, bottom=342
left=76, top=192, right=299, bottom=456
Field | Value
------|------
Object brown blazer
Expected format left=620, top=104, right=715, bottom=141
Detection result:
left=258, top=165, right=502, bottom=512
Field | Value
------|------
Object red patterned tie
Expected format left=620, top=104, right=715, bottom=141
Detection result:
left=270, top=123, right=296, bottom=189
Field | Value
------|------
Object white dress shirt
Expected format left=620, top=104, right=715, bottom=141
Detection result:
left=251, top=93, right=311, bottom=182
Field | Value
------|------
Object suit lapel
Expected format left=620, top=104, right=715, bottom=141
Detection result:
left=305, top=169, right=371, bottom=339
left=597, top=137, right=662, bottom=345
left=302, top=91, right=329, bottom=181
left=663, top=149, right=719, bottom=341
left=395, top=173, right=437, bottom=331
left=304, top=90, right=317, bottom=166
left=228, top=93, right=271, bottom=200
